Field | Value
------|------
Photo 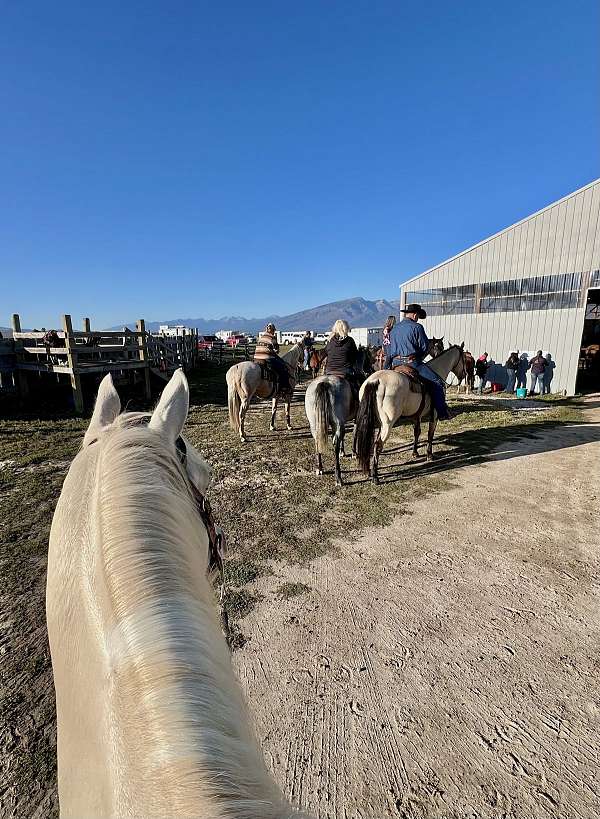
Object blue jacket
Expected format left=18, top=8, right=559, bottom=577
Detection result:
left=384, top=319, right=430, bottom=368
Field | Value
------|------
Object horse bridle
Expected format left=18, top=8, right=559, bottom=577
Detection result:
left=174, top=435, right=226, bottom=588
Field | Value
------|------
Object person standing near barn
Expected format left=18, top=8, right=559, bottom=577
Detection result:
left=253, top=323, right=290, bottom=393
left=516, top=353, right=529, bottom=389
left=476, top=353, right=489, bottom=394
left=543, top=353, right=555, bottom=394
left=529, top=350, right=547, bottom=396
left=504, top=351, right=519, bottom=393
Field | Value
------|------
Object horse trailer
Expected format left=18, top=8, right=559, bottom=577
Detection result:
left=350, top=327, right=384, bottom=348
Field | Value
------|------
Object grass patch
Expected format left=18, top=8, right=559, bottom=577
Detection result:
left=276, top=582, right=311, bottom=600
left=224, top=558, right=272, bottom=586
left=222, top=588, right=263, bottom=620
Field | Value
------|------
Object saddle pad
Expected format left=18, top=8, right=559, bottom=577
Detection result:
left=393, top=364, right=424, bottom=394
left=258, top=361, right=277, bottom=385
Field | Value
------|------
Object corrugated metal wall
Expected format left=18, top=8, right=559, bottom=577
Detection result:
left=401, top=179, right=600, bottom=394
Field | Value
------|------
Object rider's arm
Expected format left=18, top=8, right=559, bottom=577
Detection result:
left=414, top=323, right=430, bottom=357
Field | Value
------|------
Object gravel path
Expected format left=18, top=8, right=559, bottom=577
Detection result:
left=235, top=396, right=600, bottom=819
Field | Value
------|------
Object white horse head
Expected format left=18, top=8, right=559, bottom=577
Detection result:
left=47, top=370, right=309, bottom=818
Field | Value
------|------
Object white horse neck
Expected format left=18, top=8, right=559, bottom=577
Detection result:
left=427, top=346, right=461, bottom=379
left=47, top=417, right=290, bottom=818
left=282, top=343, right=302, bottom=367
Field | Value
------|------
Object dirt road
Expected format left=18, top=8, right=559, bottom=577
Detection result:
left=235, top=397, right=600, bottom=819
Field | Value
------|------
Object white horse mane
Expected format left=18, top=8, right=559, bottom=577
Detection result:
left=48, top=372, right=308, bottom=818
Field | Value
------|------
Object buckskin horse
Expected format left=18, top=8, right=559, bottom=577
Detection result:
left=226, top=342, right=304, bottom=442
left=353, top=344, right=466, bottom=483
left=304, top=347, right=373, bottom=486
left=47, top=371, right=312, bottom=819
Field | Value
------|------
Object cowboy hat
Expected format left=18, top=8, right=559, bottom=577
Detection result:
left=400, top=303, right=427, bottom=319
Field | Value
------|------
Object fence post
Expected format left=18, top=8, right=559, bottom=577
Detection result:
left=11, top=313, right=29, bottom=401
left=63, top=314, right=84, bottom=414
left=83, top=317, right=91, bottom=332
left=136, top=319, right=152, bottom=401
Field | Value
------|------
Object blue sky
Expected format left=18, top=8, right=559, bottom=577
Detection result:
left=2, top=1, right=599, bottom=328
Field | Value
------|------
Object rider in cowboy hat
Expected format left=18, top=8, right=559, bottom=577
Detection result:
left=384, top=303, right=452, bottom=420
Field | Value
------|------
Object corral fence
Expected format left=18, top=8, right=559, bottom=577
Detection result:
left=2, top=314, right=199, bottom=413
left=197, top=342, right=257, bottom=364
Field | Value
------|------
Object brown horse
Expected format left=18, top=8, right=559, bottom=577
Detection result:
left=308, top=348, right=326, bottom=379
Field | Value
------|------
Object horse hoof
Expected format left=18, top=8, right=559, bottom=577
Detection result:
left=412, top=452, right=419, bottom=460
left=240, top=437, right=247, bottom=444
left=316, top=469, right=323, bottom=476
left=287, top=425, right=292, bottom=431
left=269, top=426, right=275, bottom=432
left=427, top=454, right=433, bottom=462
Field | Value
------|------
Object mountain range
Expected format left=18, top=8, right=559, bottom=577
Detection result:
left=111, top=297, right=399, bottom=334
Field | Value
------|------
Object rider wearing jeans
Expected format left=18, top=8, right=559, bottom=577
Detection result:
left=384, top=303, right=452, bottom=421
left=302, top=330, right=314, bottom=369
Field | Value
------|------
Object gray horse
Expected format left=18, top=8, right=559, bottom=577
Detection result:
left=304, top=348, right=372, bottom=486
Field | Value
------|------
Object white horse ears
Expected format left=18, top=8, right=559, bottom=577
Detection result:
left=149, top=369, right=189, bottom=441
left=84, top=374, right=121, bottom=444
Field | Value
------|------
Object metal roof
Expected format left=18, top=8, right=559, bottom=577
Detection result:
left=401, top=177, right=600, bottom=289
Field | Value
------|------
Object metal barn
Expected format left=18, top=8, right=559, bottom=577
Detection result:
left=401, top=179, right=600, bottom=395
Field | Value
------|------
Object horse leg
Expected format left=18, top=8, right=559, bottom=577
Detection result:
left=412, top=419, right=421, bottom=458
left=372, top=436, right=383, bottom=484
left=270, top=396, right=278, bottom=431
left=372, top=420, right=391, bottom=484
left=239, top=397, right=250, bottom=443
left=315, top=452, right=323, bottom=476
left=333, top=426, right=343, bottom=486
left=286, top=398, right=292, bottom=430
left=427, top=415, right=438, bottom=461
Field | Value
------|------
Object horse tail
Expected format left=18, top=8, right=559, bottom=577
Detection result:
left=353, top=380, right=381, bottom=474
left=313, top=380, right=331, bottom=454
left=227, top=370, right=241, bottom=432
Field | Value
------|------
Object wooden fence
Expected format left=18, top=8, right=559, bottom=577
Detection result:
left=4, top=314, right=198, bottom=413
left=197, top=342, right=257, bottom=364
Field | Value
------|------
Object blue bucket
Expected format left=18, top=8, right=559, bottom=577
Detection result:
left=516, top=387, right=527, bottom=399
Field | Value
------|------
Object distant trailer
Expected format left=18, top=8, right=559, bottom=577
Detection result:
left=278, top=330, right=312, bottom=344
left=350, top=327, right=383, bottom=348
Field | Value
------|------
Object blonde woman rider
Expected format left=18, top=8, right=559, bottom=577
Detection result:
left=323, top=320, right=359, bottom=382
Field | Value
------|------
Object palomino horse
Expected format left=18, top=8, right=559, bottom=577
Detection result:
left=304, top=347, right=373, bottom=486
left=226, top=343, right=304, bottom=442
left=47, top=371, right=312, bottom=819
left=353, top=344, right=466, bottom=483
